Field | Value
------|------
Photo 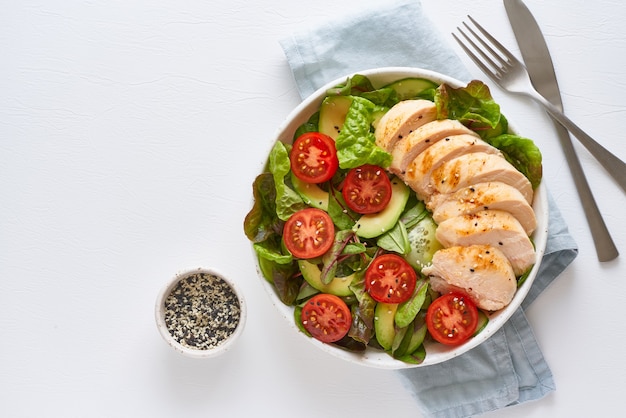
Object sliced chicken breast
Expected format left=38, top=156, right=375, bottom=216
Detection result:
left=422, top=244, right=517, bottom=311
left=388, top=119, right=478, bottom=175
left=374, top=99, right=437, bottom=152
left=403, top=135, right=502, bottom=200
left=426, top=152, right=534, bottom=204
left=435, top=209, right=536, bottom=276
left=429, top=182, right=537, bottom=235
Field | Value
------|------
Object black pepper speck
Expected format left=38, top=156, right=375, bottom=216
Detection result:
left=164, top=272, right=241, bottom=351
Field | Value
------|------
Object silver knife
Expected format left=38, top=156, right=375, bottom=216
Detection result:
left=504, top=0, right=618, bottom=261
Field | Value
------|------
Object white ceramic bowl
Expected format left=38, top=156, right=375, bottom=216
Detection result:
left=155, top=267, right=246, bottom=358
left=253, top=67, right=548, bottom=369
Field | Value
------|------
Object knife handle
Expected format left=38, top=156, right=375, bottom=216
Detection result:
left=549, top=118, right=619, bottom=261
left=527, top=90, right=626, bottom=195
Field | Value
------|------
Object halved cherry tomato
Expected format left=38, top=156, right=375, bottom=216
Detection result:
left=290, top=132, right=339, bottom=184
left=301, top=293, right=351, bottom=343
left=283, top=208, right=334, bottom=259
left=426, top=292, right=479, bottom=345
left=364, top=254, right=417, bottom=303
left=342, top=164, right=392, bottom=214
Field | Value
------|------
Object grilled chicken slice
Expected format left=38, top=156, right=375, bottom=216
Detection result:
left=389, top=119, right=478, bottom=175
left=435, top=209, right=535, bottom=276
left=429, top=182, right=537, bottom=235
left=403, top=135, right=502, bottom=200
left=427, top=152, right=534, bottom=204
left=422, top=244, right=517, bottom=311
left=374, top=99, right=437, bottom=152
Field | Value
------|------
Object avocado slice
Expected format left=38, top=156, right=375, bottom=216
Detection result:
left=318, top=95, right=354, bottom=140
left=297, top=260, right=354, bottom=297
left=291, top=172, right=329, bottom=210
left=374, top=302, right=397, bottom=351
left=353, top=178, right=410, bottom=239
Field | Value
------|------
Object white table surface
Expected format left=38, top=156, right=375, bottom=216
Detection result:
left=2, top=0, right=625, bottom=416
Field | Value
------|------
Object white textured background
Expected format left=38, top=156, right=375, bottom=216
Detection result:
left=1, top=1, right=625, bottom=416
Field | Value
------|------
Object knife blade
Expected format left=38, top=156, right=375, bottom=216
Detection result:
left=503, top=0, right=619, bottom=261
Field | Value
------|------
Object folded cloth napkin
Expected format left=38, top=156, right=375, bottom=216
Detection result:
left=280, top=1, right=578, bottom=417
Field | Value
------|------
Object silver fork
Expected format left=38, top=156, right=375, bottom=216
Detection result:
left=454, top=16, right=619, bottom=262
left=453, top=16, right=626, bottom=196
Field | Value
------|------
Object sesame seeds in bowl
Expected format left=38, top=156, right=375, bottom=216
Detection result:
left=155, top=268, right=246, bottom=358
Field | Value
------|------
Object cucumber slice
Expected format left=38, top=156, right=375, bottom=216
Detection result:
left=472, top=309, right=489, bottom=337
left=353, top=178, right=410, bottom=239
left=404, top=215, right=442, bottom=270
left=383, top=77, right=439, bottom=101
left=371, top=107, right=388, bottom=130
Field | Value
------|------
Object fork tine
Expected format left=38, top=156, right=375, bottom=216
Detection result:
left=460, top=22, right=507, bottom=72
left=453, top=15, right=521, bottom=80
left=451, top=32, right=499, bottom=81
left=466, top=16, right=519, bottom=65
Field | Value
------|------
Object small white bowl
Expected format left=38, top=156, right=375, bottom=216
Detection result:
left=155, top=267, right=246, bottom=358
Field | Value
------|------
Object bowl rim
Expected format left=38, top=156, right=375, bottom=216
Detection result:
left=155, top=267, right=247, bottom=359
left=253, top=66, right=548, bottom=369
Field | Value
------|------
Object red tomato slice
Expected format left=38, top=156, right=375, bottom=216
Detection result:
left=301, top=293, right=351, bottom=343
left=426, top=292, right=479, bottom=345
left=290, top=132, right=339, bottom=184
left=365, top=254, right=417, bottom=303
left=283, top=208, right=335, bottom=259
left=342, top=164, right=392, bottom=214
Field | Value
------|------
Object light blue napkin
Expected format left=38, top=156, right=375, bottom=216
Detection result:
left=280, top=0, right=578, bottom=417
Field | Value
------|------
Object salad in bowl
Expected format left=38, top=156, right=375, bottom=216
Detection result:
left=243, top=67, right=548, bottom=369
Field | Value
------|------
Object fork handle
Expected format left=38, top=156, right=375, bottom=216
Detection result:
left=528, top=90, right=626, bottom=194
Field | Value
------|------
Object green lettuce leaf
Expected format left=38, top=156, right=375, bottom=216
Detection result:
left=253, top=240, right=292, bottom=265
left=267, top=141, right=307, bottom=220
left=335, top=96, right=392, bottom=169
left=488, top=134, right=543, bottom=189
left=376, top=221, right=410, bottom=255
left=293, top=111, right=319, bottom=140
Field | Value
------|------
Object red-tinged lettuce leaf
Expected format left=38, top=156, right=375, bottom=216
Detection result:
left=320, top=230, right=363, bottom=285
left=435, top=80, right=501, bottom=133
left=326, top=74, right=377, bottom=97
left=243, top=173, right=282, bottom=243
left=347, top=274, right=376, bottom=344
left=270, top=261, right=301, bottom=306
